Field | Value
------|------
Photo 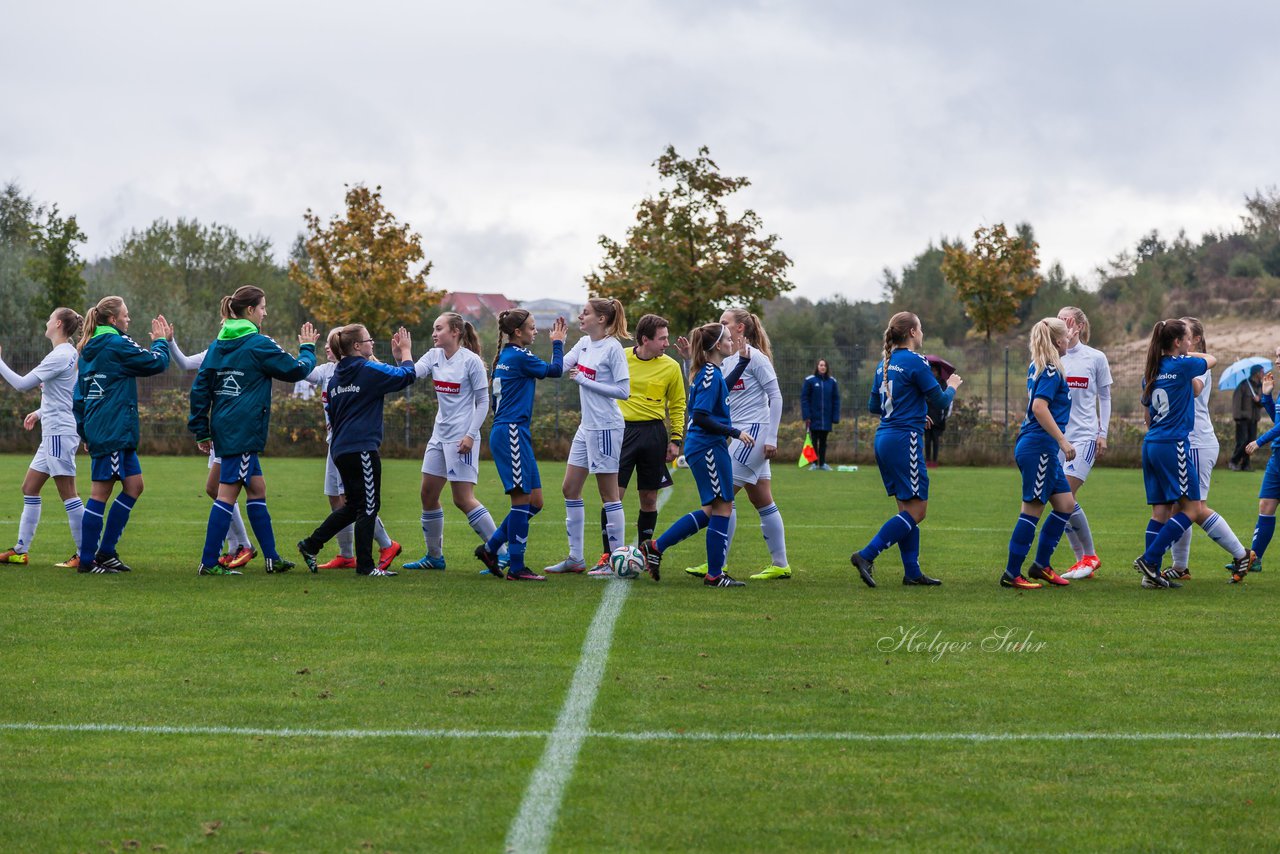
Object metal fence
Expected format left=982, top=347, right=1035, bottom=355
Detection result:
left=0, top=336, right=1266, bottom=466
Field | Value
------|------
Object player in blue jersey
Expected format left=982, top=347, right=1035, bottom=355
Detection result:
left=850, top=312, right=962, bottom=588
left=473, top=309, right=568, bottom=581
left=1132, top=319, right=1253, bottom=588
left=1238, top=376, right=1280, bottom=580
left=1001, top=318, right=1077, bottom=589
left=638, top=322, right=754, bottom=587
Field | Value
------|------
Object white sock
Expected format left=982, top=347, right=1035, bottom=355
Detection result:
left=226, top=502, right=251, bottom=550
left=16, top=495, right=41, bottom=553
left=337, top=524, right=354, bottom=558
left=1200, top=512, right=1246, bottom=560
left=725, top=503, right=737, bottom=564
left=1064, top=526, right=1084, bottom=561
left=373, top=516, right=392, bottom=549
left=758, top=503, right=788, bottom=567
left=64, top=497, right=84, bottom=554
left=1171, top=524, right=1192, bottom=569
left=603, top=501, right=625, bottom=552
left=422, top=509, right=445, bottom=557
left=1066, top=504, right=1094, bottom=556
left=565, top=499, right=585, bottom=561
left=466, top=504, right=497, bottom=541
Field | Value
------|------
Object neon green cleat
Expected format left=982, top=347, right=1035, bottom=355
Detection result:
left=749, top=565, right=792, bottom=580
left=684, top=562, right=708, bottom=578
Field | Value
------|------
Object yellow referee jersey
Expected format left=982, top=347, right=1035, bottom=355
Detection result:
left=619, top=348, right=686, bottom=440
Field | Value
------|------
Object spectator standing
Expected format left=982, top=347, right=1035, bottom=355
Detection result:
left=1230, top=365, right=1265, bottom=471
left=801, top=358, right=840, bottom=470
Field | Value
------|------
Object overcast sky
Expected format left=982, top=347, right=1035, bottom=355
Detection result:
left=4, top=1, right=1278, bottom=305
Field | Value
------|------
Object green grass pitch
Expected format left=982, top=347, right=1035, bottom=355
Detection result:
left=1, top=454, right=1278, bottom=851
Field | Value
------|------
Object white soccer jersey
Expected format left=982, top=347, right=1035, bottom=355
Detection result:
left=1189, top=368, right=1218, bottom=449
left=1061, top=342, right=1113, bottom=444
left=0, top=342, right=81, bottom=436
left=306, top=361, right=338, bottom=437
left=169, top=338, right=208, bottom=372
left=415, top=347, right=489, bottom=442
left=563, top=335, right=628, bottom=430
left=722, top=345, right=782, bottom=444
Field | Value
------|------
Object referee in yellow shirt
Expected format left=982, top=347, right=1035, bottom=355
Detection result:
left=590, top=314, right=687, bottom=570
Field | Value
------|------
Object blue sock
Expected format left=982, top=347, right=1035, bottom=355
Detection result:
left=1252, top=514, right=1276, bottom=560
left=1143, top=513, right=1191, bottom=565
left=506, top=505, right=535, bottom=571
left=245, top=499, right=279, bottom=560
left=899, top=525, right=922, bottom=578
left=860, top=511, right=915, bottom=561
left=202, top=500, right=236, bottom=567
left=656, top=510, right=709, bottom=553
left=1034, top=511, right=1072, bottom=568
left=1145, top=519, right=1163, bottom=551
left=706, top=514, right=731, bottom=577
left=79, top=498, right=106, bottom=566
left=99, top=493, right=136, bottom=556
left=1005, top=513, right=1037, bottom=578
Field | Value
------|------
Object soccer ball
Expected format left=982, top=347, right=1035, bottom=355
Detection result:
left=609, top=545, right=645, bottom=579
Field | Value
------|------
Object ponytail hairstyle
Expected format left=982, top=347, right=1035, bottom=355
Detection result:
left=492, top=309, right=532, bottom=374
left=723, top=307, right=772, bottom=360
left=333, top=324, right=369, bottom=358
left=1181, top=316, right=1207, bottom=353
left=1029, top=318, right=1068, bottom=379
left=79, top=295, right=126, bottom=351
left=54, top=307, right=84, bottom=342
left=1141, top=318, right=1189, bottom=405
left=326, top=326, right=345, bottom=359
left=220, top=285, right=266, bottom=321
left=687, top=322, right=729, bottom=384
left=587, top=297, right=628, bottom=340
left=1060, top=305, right=1091, bottom=344
left=881, top=311, right=919, bottom=375
left=439, top=311, right=483, bottom=359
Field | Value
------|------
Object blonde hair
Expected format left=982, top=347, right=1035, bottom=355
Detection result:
left=881, top=311, right=918, bottom=374
left=1029, top=318, right=1068, bottom=379
left=723, top=307, right=772, bottom=360
left=332, top=324, right=369, bottom=357
left=587, top=298, right=628, bottom=340
left=438, top=311, right=482, bottom=359
left=220, top=285, right=266, bottom=321
left=688, top=322, right=728, bottom=384
left=326, top=327, right=344, bottom=357
left=79, top=296, right=125, bottom=351
left=1060, top=305, right=1091, bottom=344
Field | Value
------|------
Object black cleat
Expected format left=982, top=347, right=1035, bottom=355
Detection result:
left=639, top=539, right=662, bottom=582
left=1132, top=556, right=1168, bottom=587
left=265, top=557, right=294, bottom=574
left=703, top=572, right=745, bottom=587
left=296, top=541, right=319, bottom=574
left=1228, top=550, right=1256, bottom=584
left=474, top=544, right=503, bottom=577
left=94, top=553, right=131, bottom=572
left=851, top=552, right=876, bottom=588
left=903, top=573, right=942, bottom=586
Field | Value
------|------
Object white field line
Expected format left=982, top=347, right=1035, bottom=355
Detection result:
left=3, top=722, right=1279, bottom=744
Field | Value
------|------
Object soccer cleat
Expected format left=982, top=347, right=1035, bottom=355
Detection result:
left=1143, top=574, right=1180, bottom=589
left=474, top=544, right=503, bottom=577
left=225, top=545, right=257, bottom=569
left=586, top=564, right=614, bottom=577
left=1132, top=556, right=1167, bottom=586
left=704, top=572, right=745, bottom=587
left=318, top=554, right=357, bottom=569
left=297, top=541, right=319, bottom=574
left=87, top=564, right=120, bottom=574
left=1061, top=555, right=1100, bottom=580
left=1229, top=550, right=1256, bottom=584
left=593, top=552, right=610, bottom=570
left=497, top=549, right=510, bottom=570
left=404, top=554, right=447, bottom=570
left=55, top=554, right=80, bottom=569
left=638, top=539, right=663, bottom=581
left=1224, top=553, right=1263, bottom=578
left=683, top=562, right=709, bottom=578
left=850, top=552, right=876, bottom=588
left=1029, top=564, right=1069, bottom=586
left=94, top=553, right=131, bottom=572
left=1, top=549, right=29, bottom=565
left=749, top=565, right=792, bottom=580
left=198, top=564, right=242, bottom=576
left=1163, top=566, right=1190, bottom=581
left=1000, top=573, right=1042, bottom=589
left=506, top=568, right=546, bottom=581
left=544, top=556, right=588, bottom=574
left=902, top=573, right=942, bottom=586
left=378, top=541, right=402, bottom=571
left=265, top=557, right=294, bottom=574
left=358, top=566, right=398, bottom=577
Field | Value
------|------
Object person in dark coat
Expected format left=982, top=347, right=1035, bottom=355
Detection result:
left=1230, top=364, right=1265, bottom=471
left=925, top=364, right=952, bottom=466
left=800, top=358, right=840, bottom=470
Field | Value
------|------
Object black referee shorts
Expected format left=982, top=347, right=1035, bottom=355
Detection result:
left=618, top=419, right=673, bottom=491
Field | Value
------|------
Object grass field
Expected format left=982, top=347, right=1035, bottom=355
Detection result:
left=1, top=453, right=1278, bottom=852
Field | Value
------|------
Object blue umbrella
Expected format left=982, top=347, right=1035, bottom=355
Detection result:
left=1217, top=357, right=1272, bottom=391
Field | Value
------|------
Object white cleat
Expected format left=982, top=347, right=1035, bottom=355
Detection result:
left=544, top=556, right=587, bottom=574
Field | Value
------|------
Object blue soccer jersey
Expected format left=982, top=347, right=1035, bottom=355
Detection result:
left=683, top=363, right=733, bottom=456
left=1016, top=363, right=1072, bottom=450
left=868, top=349, right=952, bottom=433
left=1144, top=355, right=1208, bottom=442
left=491, top=341, right=564, bottom=426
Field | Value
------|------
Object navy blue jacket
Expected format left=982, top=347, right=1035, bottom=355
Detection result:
left=800, top=373, right=841, bottom=432
left=326, top=356, right=417, bottom=457
left=74, top=326, right=170, bottom=456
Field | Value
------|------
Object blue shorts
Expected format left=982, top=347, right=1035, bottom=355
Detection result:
left=1142, top=440, right=1200, bottom=504
left=686, top=443, right=734, bottom=506
left=490, top=422, right=541, bottom=494
left=1014, top=443, right=1071, bottom=503
left=1260, top=451, right=1280, bottom=501
left=216, top=452, right=264, bottom=485
left=90, top=450, right=142, bottom=482
left=874, top=428, right=927, bottom=501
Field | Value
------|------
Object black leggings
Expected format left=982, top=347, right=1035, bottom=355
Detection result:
left=303, top=450, right=382, bottom=570
left=811, top=429, right=829, bottom=466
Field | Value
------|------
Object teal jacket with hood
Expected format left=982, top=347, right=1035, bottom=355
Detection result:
left=188, top=319, right=317, bottom=457
left=74, top=325, right=171, bottom=456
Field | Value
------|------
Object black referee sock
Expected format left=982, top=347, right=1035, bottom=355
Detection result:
left=601, top=508, right=611, bottom=555
left=638, top=509, right=658, bottom=544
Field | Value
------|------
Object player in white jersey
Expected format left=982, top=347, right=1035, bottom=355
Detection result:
left=545, top=298, right=631, bottom=574
left=1163, top=317, right=1219, bottom=580
left=1055, top=306, right=1112, bottom=580
left=0, top=309, right=86, bottom=567
left=169, top=333, right=258, bottom=570
left=402, top=313, right=499, bottom=570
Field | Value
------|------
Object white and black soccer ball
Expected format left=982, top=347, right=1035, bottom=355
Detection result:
left=609, top=545, right=645, bottom=579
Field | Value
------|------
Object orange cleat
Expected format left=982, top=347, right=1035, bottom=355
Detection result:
left=1029, top=564, right=1070, bottom=586
left=1001, top=573, right=1043, bottom=590
left=318, top=554, right=357, bottom=569
left=378, top=541, right=402, bottom=571
left=1, top=548, right=29, bottom=565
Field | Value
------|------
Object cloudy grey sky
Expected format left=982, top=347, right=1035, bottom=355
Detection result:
left=4, top=1, right=1278, bottom=304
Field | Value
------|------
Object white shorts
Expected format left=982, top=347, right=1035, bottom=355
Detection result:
left=1190, top=444, right=1218, bottom=500
left=207, top=444, right=219, bottom=470
left=30, top=434, right=78, bottom=478
left=1061, top=440, right=1098, bottom=482
left=729, top=423, right=772, bottom=486
left=422, top=437, right=480, bottom=484
left=324, top=453, right=344, bottom=496
left=567, top=425, right=622, bottom=474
